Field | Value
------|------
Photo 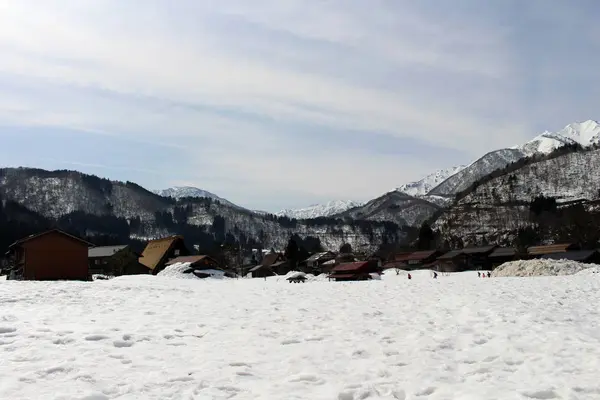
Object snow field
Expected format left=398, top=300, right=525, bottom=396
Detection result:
left=0, top=272, right=599, bottom=399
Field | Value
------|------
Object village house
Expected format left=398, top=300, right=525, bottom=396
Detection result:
left=88, top=245, right=147, bottom=277
left=432, top=250, right=468, bottom=272
left=329, top=260, right=381, bottom=281
left=394, top=250, right=442, bottom=271
left=302, top=251, right=336, bottom=274
left=139, top=235, right=190, bottom=275
left=540, top=249, right=600, bottom=264
left=5, top=229, right=92, bottom=281
left=488, top=247, right=520, bottom=268
left=165, top=255, right=229, bottom=278
left=461, top=246, right=497, bottom=270
left=527, top=243, right=579, bottom=258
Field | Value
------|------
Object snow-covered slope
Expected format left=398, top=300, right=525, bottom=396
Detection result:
left=154, top=186, right=240, bottom=209
left=435, top=147, right=600, bottom=244
left=338, top=191, right=440, bottom=227
left=276, top=200, right=362, bottom=219
left=397, top=165, right=466, bottom=197
left=0, top=168, right=402, bottom=251
left=427, top=120, right=600, bottom=198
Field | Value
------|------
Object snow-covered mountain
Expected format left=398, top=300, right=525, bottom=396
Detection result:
left=154, top=186, right=241, bottom=209
left=276, top=200, right=362, bottom=219
left=397, top=166, right=466, bottom=197
left=435, top=145, right=600, bottom=246
left=0, top=168, right=402, bottom=251
left=427, top=120, right=600, bottom=198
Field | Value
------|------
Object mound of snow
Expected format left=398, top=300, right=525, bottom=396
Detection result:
left=157, top=262, right=226, bottom=279
left=492, top=259, right=597, bottom=277
left=576, top=265, right=600, bottom=275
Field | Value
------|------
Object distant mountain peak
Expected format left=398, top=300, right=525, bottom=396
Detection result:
left=154, top=186, right=240, bottom=209
left=276, top=200, right=362, bottom=219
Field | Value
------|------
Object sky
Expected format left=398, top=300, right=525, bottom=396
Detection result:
left=0, top=0, right=599, bottom=212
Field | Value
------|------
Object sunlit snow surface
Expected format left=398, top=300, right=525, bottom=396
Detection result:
left=1, top=271, right=600, bottom=399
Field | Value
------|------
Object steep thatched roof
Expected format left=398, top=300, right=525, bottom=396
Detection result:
left=139, top=236, right=185, bottom=271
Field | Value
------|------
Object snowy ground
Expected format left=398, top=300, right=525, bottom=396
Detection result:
left=1, top=271, right=600, bottom=400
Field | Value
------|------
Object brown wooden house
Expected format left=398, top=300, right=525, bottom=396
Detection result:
left=431, top=250, right=467, bottom=272
left=329, top=260, right=381, bottom=281
left=88, top=245, right=147, bottom=277
left=540, top=250, right=600, bottom=264
left=139, top=235, right=190, bottom=275
left=5, top=229, right=92, bottom=281
left=488, top=247, right=519, bottom=268
left=303, top=251, right=336, bottom=274
left=395, top=250, right=442, bottom=270
left=527, top=243, right=579, bottom=258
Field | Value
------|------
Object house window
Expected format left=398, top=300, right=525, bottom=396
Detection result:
left=95, top=259, right=101, bottom=265
left=174, top=249, right=180, bottom=256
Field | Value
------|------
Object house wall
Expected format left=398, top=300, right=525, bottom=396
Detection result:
left=22, top=233, right=89, bottom=280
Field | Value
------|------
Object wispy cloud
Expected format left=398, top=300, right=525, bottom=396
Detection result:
left=0, top=0, right=598, bottom=210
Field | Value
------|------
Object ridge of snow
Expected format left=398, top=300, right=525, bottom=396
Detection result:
left=276, top=200, right=363, bottom=219
left=396, top=165, right=467, bottom=197
left=154, top=186, right=240, bottom=208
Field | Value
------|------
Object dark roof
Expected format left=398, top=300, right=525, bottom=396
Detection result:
left=405, top=250, right=439, bottom=261
left=250, top=264, right=272, bottom=272
left=489, top=247, right=517, bottom=258
left=437, top=250, right=464, bottom=260
left=9, top=229, right=93, bottom=249
left=382, top=261, right=408, bottom=269
left=261, top=253, right=283, bottom=267
left=305, top=252, right=336, bottom=262
left=540, top=250, right=599, bottom=261
left=166, top=255, right=217, bottom=266
left=89, top=245, right=128, bottom=258
left=528, top=243, right=576, bottom=256
left=332, top=261, right=371, bottom=273
left=461, top=245, right=497, bottom=254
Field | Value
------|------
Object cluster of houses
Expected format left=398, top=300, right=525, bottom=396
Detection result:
left=1, top=228, right=599, bottom=282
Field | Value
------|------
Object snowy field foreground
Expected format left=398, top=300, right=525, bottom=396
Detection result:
left=1, top=272, right=600, bottom=400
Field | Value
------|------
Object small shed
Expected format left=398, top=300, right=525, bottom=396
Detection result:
left=540, top=250, right=600, bottom=264
left=139, top=235, right=190, bottom=275
left=527, top=243, right=579, bottom=257
left=329, top=261, right=380, bottom=281
left=5, top=229, right=92, bottom=281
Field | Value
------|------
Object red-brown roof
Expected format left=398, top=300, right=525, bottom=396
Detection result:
left=393, top=252, right=413, bottom=262
left=329, top=274, right=363, bottom=279
left=332, top=261, right=371, bottom=273
left=9, top=229, right=93, bottom=249
left=261, top=253, right=284, bottom=267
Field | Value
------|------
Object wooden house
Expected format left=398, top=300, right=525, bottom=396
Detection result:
left=488, top=247, right=519, bottom=268
left=461, top=245, right=497, bottom=270
left=396, top=250, right=442, bottom=270
left=431, top=250, right=467, bottom=272
left=88, top=245, right=147, bottom=277
left=329, top=260, right=381, bottom=281
left=540, top=250, right=600, bottom=264
left=139, top=235, right=190, bottom=275
left=303, top=251, right=336, bottom=273
left=527, top=243, right=579, bottom=258
left=5, top=229, right=92, bottom=281
left=261, top=252, right=291, bottom=275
